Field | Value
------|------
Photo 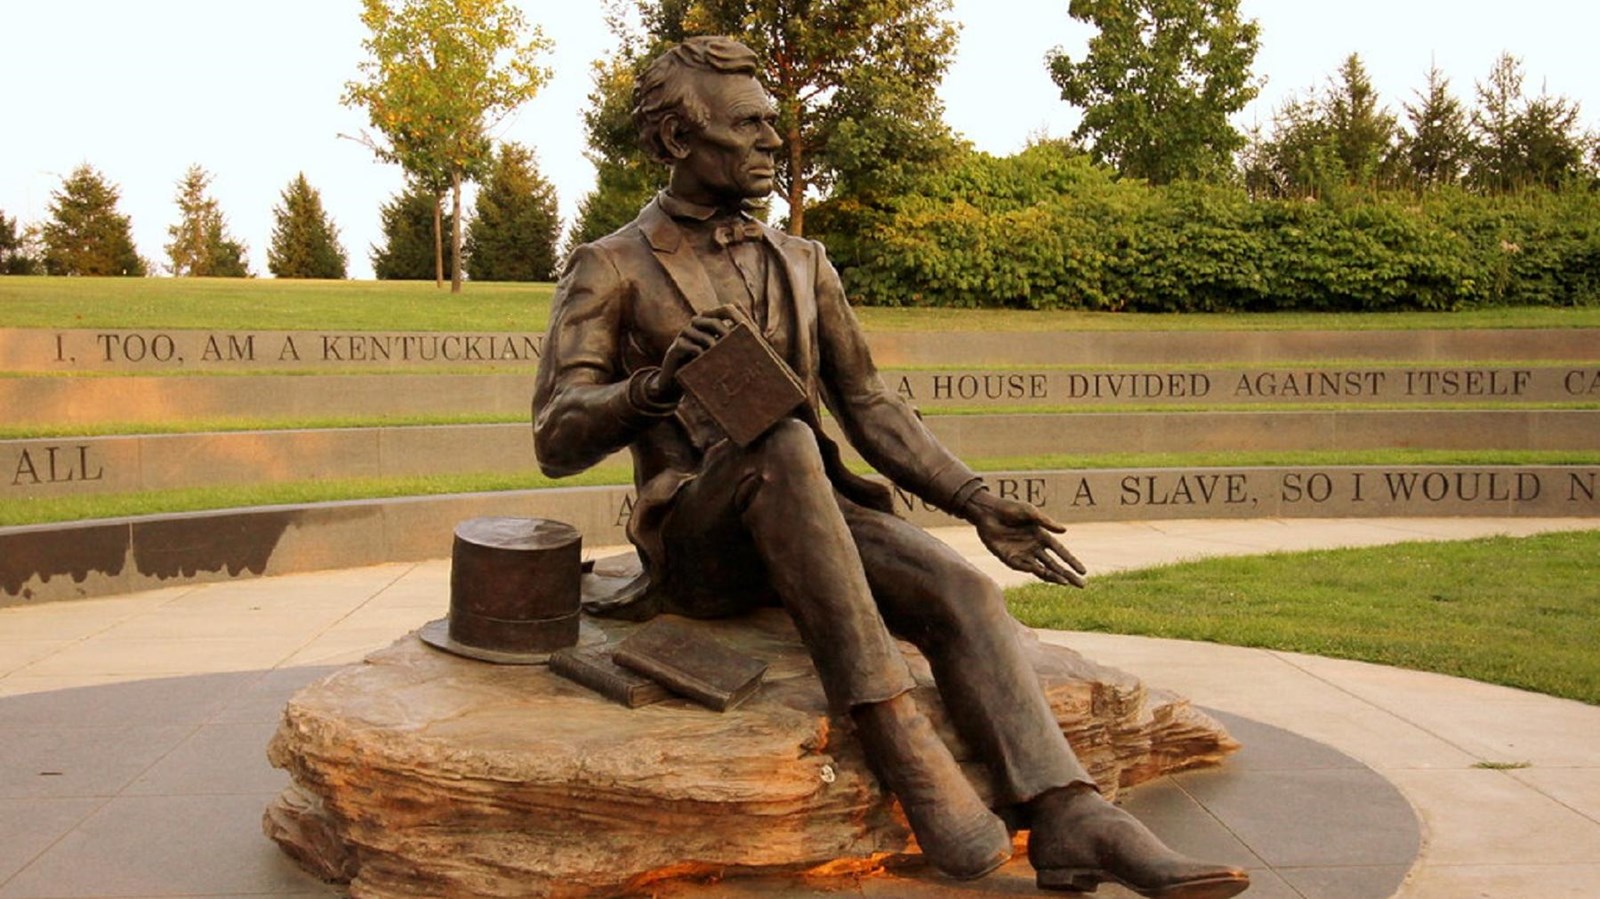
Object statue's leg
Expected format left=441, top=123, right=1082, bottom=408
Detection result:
left=659, top=420, right=1009, bottom=878
left=841, top=502, right=1250, bottom=898
left=840, top=500, right=1094, bottom=806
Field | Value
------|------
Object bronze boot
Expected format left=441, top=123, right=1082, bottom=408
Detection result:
left=1027, top=786, right=1249, bottom=898
left=852, top=694, right=1012, bottom=881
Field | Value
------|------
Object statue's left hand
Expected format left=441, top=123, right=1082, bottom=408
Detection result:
left=966, top=492, right=1088, bottom=588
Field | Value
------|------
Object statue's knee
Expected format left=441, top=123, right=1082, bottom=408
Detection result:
left=733, top=419, right=826, bottom=509
left=932, top=567, right=1008, bottom=639
left=752, top=418, right=823, bottom=471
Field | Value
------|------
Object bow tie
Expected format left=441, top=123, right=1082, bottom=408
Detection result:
left=712, top=220, right=764, bottom=248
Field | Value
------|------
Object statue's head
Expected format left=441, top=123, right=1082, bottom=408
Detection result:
left=634, top=36, right=781, bottom=207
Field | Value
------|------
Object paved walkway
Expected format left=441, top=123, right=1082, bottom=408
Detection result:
left=0, top=517, right=1596, bottom=898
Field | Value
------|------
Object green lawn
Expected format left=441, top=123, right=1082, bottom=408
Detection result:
left=1007, top=529, right=1600, bottom=705
left=0, top=277, right=556, bottom=332
left=5, top=276, right=1600, bottom=332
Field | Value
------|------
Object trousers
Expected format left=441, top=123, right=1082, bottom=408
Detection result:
left=656, top=419, right=1092, bottom=806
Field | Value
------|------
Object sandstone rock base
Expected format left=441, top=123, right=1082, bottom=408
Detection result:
left=265, top=610, right=1237, bottom=898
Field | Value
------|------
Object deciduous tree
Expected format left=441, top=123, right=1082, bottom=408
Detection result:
left=371, top=182, right=441, bottom=280
left=41, top=165, right=146, bottom=276
left=165, top=165, right=249, bottom=277
left=267, top=173, right=348, bottom=279
left=464, top=142, right=560, bottom=282
left=586, top=0, right=957, bottom=237
left=680, top=0, right=960, bottom=235
left=1048, top=0, right=1260, bottom=184
left=343, top=0, right=552, bottom=293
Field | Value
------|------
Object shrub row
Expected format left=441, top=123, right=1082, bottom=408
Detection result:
left=810, top=144, right=1600, bottom=312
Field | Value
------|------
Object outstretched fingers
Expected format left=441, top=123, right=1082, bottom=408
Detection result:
left=1039, top=529, right=1088, bottom=577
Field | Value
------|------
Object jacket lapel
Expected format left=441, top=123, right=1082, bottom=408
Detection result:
left=639, top=200, right=720, bottom=316
left=766, top=229, right=817, bottom=385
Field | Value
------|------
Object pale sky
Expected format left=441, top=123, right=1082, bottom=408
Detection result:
left=3, top=1, right=1596, bottom=280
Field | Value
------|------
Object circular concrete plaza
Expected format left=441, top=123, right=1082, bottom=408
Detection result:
left=1, top=517, right=1597, bottom=898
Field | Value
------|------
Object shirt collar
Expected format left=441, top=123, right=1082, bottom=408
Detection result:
left=657, top=191, right=764, bottom=224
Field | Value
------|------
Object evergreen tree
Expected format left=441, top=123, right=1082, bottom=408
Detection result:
left=0, top=211, right=42, bottom=275
left=165, top=165, right=249, bottom=277
left=1252, top=92, right=1342, bottom=198
left=371, top=183, right=441, bottom=280
left=464, top=142, right=560, bottom=282
left=1470, top=53, right=1590, bottom=192
left=1396, top=66, right=1472, bottom=189
left=267, top=173, right=348, bottom=279
left=1048, top=0, right=1261, bottom=184
left=41, top=165, right=146, bottom=276
left=1471, top=54, right=1527, bottom=193
left=1248, top=54, right=1398, bottom=196
left=570, top=157, right=664, bottom=250
left=1514, top=93, right=1589, bottom=190
left=569, top=46, right=667, bottom=249
left=1323, top=54, right=1397, bottom=186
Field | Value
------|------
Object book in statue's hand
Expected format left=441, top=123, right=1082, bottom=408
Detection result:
left=549, top=644, right=673, bottom=709
left=674, top=321, right=806, bottom=447
left=612, top=617, right=768, bottom=712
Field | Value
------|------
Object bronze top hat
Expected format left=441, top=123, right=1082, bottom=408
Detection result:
left=421, top=516, right=600, bottom=664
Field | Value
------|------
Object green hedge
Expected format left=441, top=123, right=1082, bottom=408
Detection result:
left=811, top=143, right=1600, bottom=312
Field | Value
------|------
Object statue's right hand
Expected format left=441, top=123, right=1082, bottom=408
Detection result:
left=649, top=312, right=738, bottom=404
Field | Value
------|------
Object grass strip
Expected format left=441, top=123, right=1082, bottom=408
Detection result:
left=1, top=413, right=526, bottom=440
left=8, top=404, right=1600, bottom=441
left=0, top=277, right=555, bottom=331
left=4, top=451, right=1595, bottom=527
left=854, top=305, right=1600, bottom=333
left=8, top=358, right=1595, bottom=380
left=0, top=468, right=634, bottom=528
left=963, top=449, right=1600, bottom=471
left=5, top=276, right=1600, bottom=332
left=1006, top=530, right=1600, bottom=705
left=923, top=401, right=1600, bottom=417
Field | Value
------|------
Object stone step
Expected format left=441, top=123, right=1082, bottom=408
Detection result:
left=6, top=409, right=1598, bottom=499
left=6, top=464, right=1597, bottom=605
left=2, top=373, right=538, bottom=428
left=4, top=327, right=1597, bottom=374
left=6, top=364, right=1599, bottom=428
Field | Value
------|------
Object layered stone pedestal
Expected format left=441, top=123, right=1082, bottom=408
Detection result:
left=264, top=610, right=1238, bottom=898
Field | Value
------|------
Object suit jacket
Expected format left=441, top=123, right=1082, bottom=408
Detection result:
left=533, top=197, right=981, bottom=601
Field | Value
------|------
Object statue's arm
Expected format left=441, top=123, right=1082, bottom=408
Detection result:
left=812, top=244, right=1088, bottom=587
left=533, top=245, right=672, bottom=477
left=811, top=243, right=983, bottom=514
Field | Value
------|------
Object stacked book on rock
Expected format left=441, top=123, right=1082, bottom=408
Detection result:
left=550, top=617, right=768, bottom=711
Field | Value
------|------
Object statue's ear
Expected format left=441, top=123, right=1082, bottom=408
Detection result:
left=659, top=114, right=692, bottom=162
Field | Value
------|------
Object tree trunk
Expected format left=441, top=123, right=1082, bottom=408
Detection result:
left=786, top=125, right=805, bottom=236
left=451, top=171, right=463, bottom=294
left=432, top=195, right=444, bottom=289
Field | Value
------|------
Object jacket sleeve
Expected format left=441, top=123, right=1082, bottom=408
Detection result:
left=811, top=242, right=983, bottom=514
left=532, top=243, right=669, bottom=478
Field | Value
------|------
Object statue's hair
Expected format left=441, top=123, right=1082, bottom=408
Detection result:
left=633, top=36, right=761, bottom=163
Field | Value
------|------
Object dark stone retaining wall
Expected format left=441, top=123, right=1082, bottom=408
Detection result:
left=5, top=466, right=1595, bottom=607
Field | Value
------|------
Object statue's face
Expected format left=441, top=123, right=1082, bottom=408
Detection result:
left=674, top=73, right=781, bottom=206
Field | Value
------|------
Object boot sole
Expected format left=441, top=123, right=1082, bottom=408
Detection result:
left=1036, top=867, right=1249, bottom=898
